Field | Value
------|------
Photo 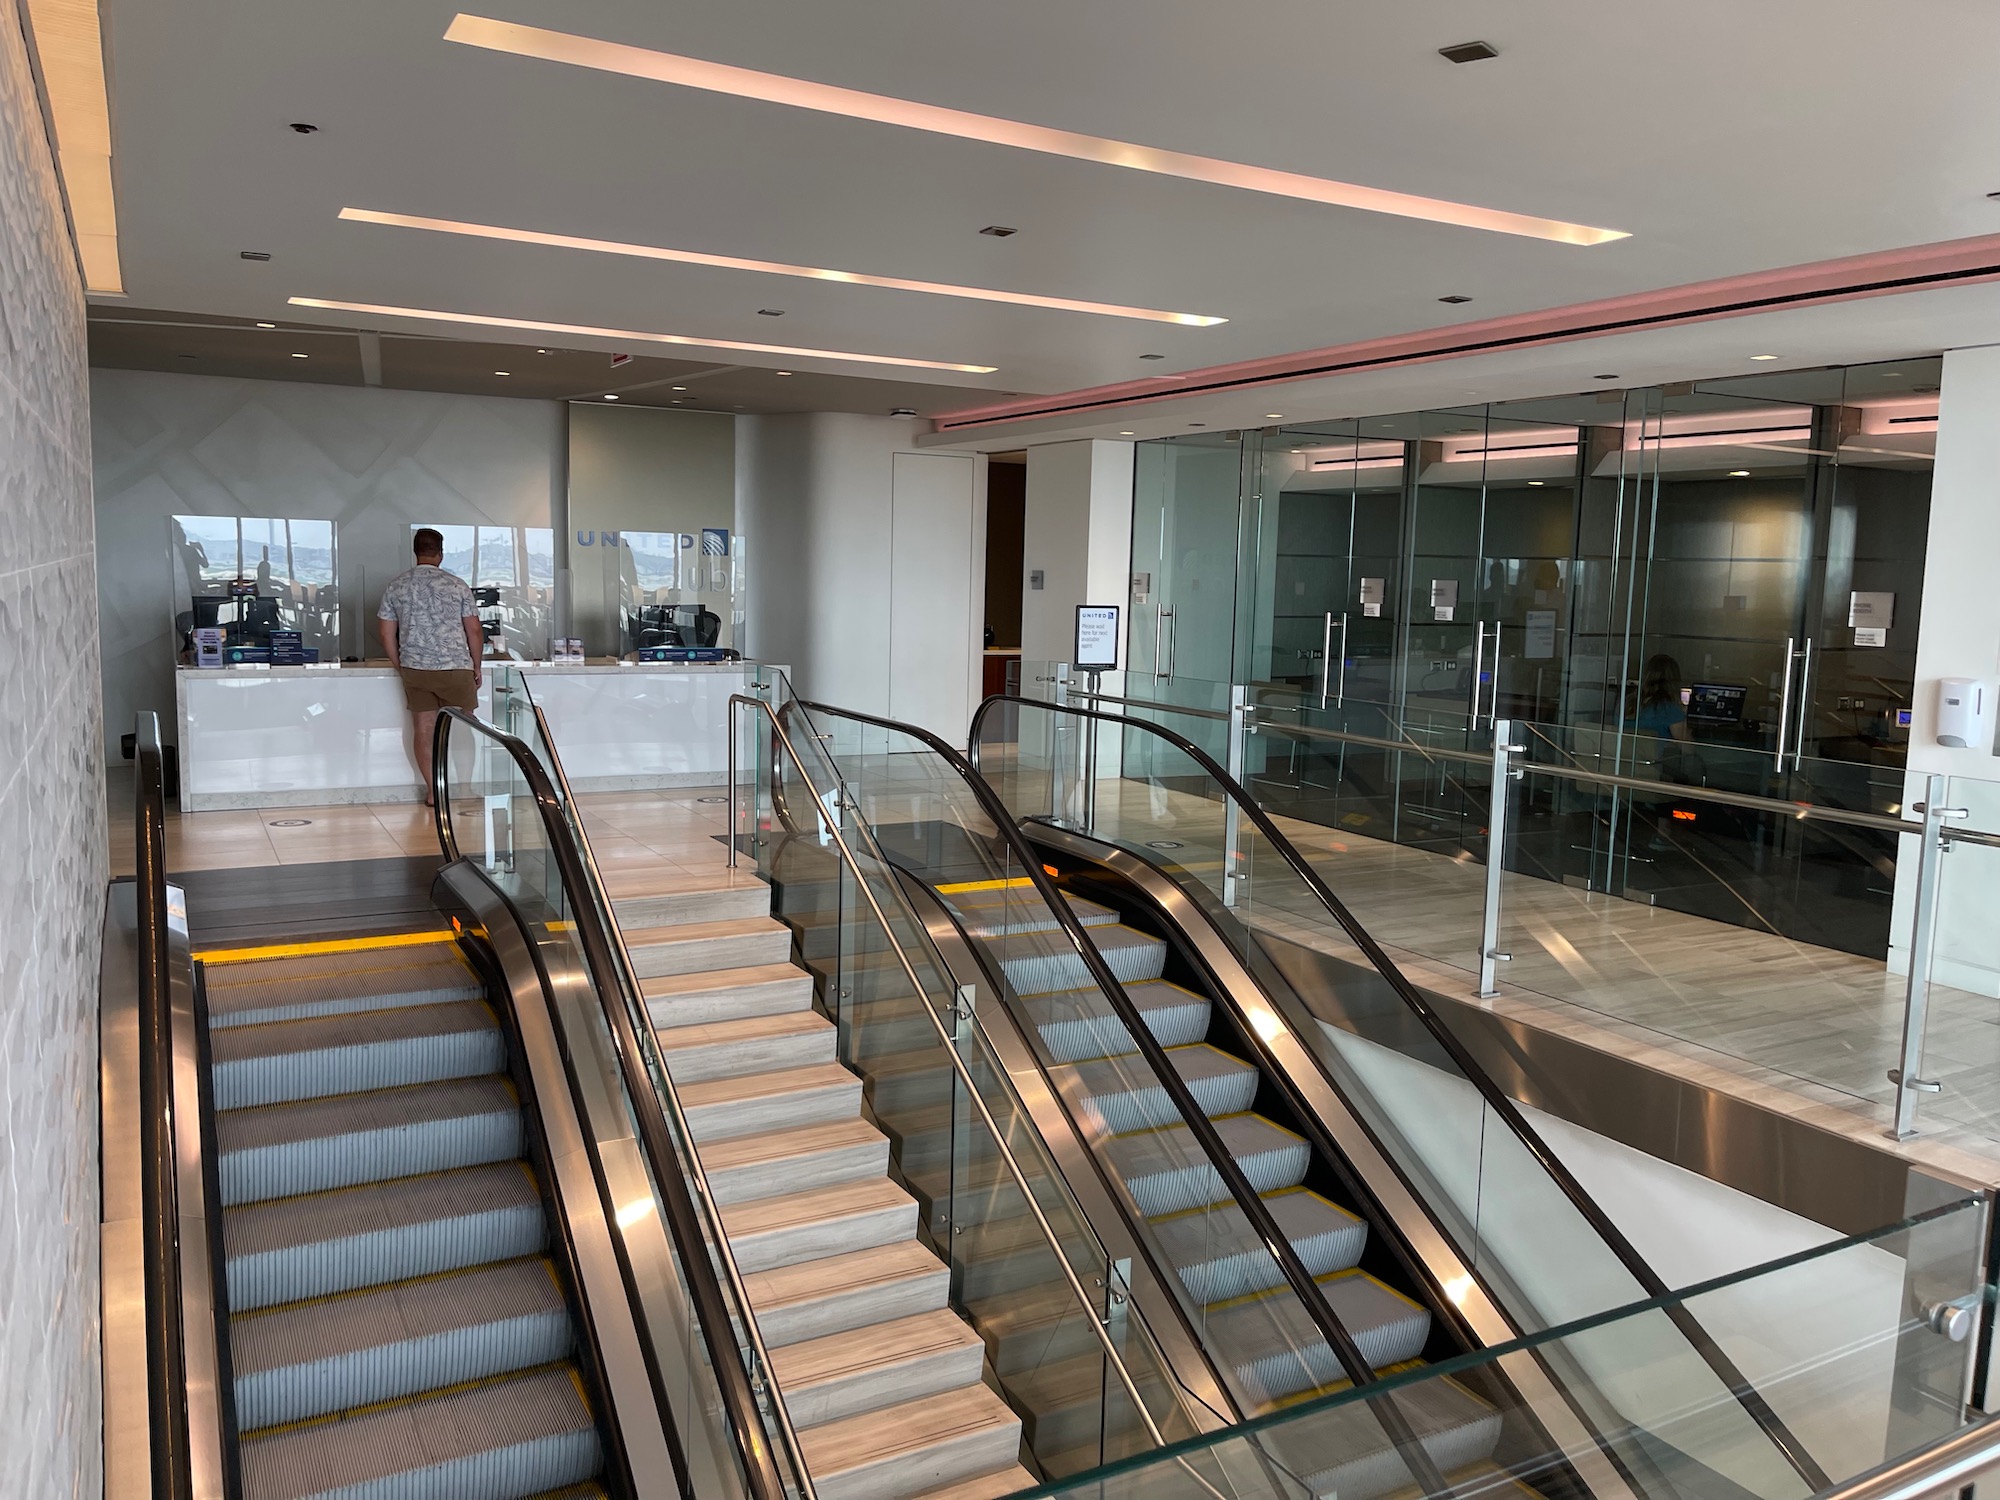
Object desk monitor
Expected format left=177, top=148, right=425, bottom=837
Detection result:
left=1687, top=683, right=1747, bottom=723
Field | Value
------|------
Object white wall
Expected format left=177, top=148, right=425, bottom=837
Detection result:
left=1022, top=440, right=1136, bottom=668
left=0, top=3, right=108, bottom=1494
left=1892, top=344, right=2000, bottom=993
left=567, top=404, right=735, bottom=655
left=90, top=369, right=565, bottom=756
left=736, top=413, right=985, bottom=739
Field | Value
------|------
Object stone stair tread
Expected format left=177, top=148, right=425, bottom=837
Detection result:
left=679, top=1062, right=859, bottom=1113
left=654, top=1008, right=834, bottom=1055
left=700, top=1117, right=886, bottom=1174
left=797, top=1383, right=1022, bottom=1495
left=623, top=914, right=789, bottom=948
left=771, top=1308, right=983, bottom=1412
left=743, top=1241, right=950, bottom=1345
left=913, top=1464, right=1038, bottom=1500
left=641, top=962, right=811, bottom=1002
left=720, top=1176, right=913, bottom=1242
left=237, top=1364, right=598, bottom=1500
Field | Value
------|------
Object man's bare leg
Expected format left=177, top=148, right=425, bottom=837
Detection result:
left=413, top=708, right=439, bottom=805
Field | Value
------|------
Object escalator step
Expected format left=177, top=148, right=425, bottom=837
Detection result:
left=237, top=1363, right=600, bottom=1500
left=231, top=1257, right=571, bottom=1431
left=1017, top=980, right=1210, bottom=1063
left=1260, top=1370, right=1503, bottom=1500
left=224, top=1160, right=545, bottom=1312
left=1104, top=1113, right=1309, bottom=1217
left=992, top=924, right=1167, bottom=995
left=210, top=1001, right=504, bottom=1111
left=1209, top=1269, right=1433, bottom=1406
left=1153, top=1187, right=1368, bottom=1305
left=216, top=1076, right=522, bottom=1206
left=204, top=948, right=481, bottom=1029
left=944, top=888, right=1121, bottom=939
left=1056, top=1044, right=1259, bottom=1135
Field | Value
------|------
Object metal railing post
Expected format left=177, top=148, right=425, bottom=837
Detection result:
left=1224, top=685, right=1250, bottom=908
left=1892, top=775, right=1964, bottom=1139
left=1477, top=719, right=1520, bottom=1000
left=727, top=700, right=739, bottom=868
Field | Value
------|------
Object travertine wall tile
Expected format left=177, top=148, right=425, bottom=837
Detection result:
left=0, top=0, right=109, bottom=1496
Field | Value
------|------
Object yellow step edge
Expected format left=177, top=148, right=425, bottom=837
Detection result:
left=196, top=930, right=459, bottom=966
left=936, top=876, right=1037, bottom=894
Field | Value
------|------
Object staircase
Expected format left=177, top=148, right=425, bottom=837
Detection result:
left=606, top=866, right=1036, bottom=1500
left=940, top=882, right=1508, bottom=1498
left=201, top=939, right=605, bottom=1500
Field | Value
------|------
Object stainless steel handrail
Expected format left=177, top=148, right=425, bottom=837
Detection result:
left=1057, top=682, right=2000, bottom=850
left=515, top=694, right=819, bottom=1500
left=971, top=692, right=1835, bottom=1492
left=1812, top=1417, right=2000, bottom=1500
left=433, top=707, right=795, bottom=1500
left=728, top=692, right=1172, bottom=1453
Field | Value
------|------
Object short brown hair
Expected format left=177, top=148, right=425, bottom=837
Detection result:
left=413, top=527, right=444, bottom=559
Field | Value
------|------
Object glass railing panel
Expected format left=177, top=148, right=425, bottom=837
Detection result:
left=1014, top=1198, right=1990, bottom=1500
left=735, top=694, right=1204, bottom=1470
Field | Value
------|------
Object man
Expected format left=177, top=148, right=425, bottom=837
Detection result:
left=378, top=528, right=484, bottom=806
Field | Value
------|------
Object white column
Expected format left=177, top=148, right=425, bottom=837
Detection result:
left=1021, top=440, right=1136, bottom=668
left=1890, top=343, right=2000, bottom=993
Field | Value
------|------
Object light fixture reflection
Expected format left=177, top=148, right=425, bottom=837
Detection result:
left=287, top=296, right=999, bottom=373
left=340, top=207, right=1227, bottom=327
left=444, top=14, right=1628, bottom=246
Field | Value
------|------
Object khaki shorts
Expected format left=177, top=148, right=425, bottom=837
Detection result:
left=399, top=667, right=478, bottom=714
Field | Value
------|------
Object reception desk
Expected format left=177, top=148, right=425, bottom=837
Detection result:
left=175, top=661, right=782, bottom=811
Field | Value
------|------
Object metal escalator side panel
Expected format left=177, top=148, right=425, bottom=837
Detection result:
left=433, top=860, right=694, bottom=1500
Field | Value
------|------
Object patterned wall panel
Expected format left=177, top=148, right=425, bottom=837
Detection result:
left=91, top=369, right=564, bottom=754
left=0, top=1, right=109, bottom=1495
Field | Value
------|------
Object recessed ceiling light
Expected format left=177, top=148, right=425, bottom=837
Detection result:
left=445, top=14, right=1629, bottom=246
left=288, top=296, right=1000, bottom=373
left=1729, top=469, right=1750, bottom=477
left=1528, top=480, right=1544, bottom=486
left=775, top=370, right=793, bottom=376
left=1438, top=40, right=1499, bottom=63
left=290, top=352, right=308, bottom=358
left=889, top=407, right=917, bottom=417
left=255, top=321, right=276, bottom=328
left=1118, top=430, right=1135, bottom=436
left=1749, top=354, right=1778, bottom=361
left=494, top=370, right=510, bottom=376
left=1438, top=294, right=1473, bottom=304
left=757, top=308, right=785, bottom=317
left=289, top=122, right=319, bottom=134
left=1593, top=374, right=1620, bottom=380
left=1139, top=353, right=1166, bottom=361
left=671, top=385, right=687, bottom=391
left=536, top=347, right=551, bottom=354
left=979, top=225, right=1017, bottom=237
left=340, top=209, right=1227, bottom=327
left=1265, top=413, right=1284, bottom=420
left=1188, top=422, right=1205, bottom=427
left=240, top=251, right=272, bottom=261
left=604, top=394, right=619, bottom=400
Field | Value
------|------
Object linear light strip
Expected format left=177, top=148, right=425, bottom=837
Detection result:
left=340, top=208, right=1225, bottom=327
left=285, top=296, right=999, bottom=373
left=444, top=14, right=1628, bottom=247
left=24, top=0, right=122, bottom=292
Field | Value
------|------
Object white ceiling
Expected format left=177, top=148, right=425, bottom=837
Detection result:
left=95, top=0, right=2000, bottom=419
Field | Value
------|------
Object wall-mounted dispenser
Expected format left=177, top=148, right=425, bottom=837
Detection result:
left=1935, top=678, right=1992, bottom=749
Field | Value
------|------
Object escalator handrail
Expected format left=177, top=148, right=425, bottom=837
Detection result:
left=732, top=692, right=1176, bottom=1454
left=430, top=708, right=792, bottom=1500
left=134, top=712, right=196, bottom=1500
left=516, top=694, right=820, bottom=1500
left=781, top=697, right=1451, bottom=1496
left=968, top=691, right=1832, bottom=1492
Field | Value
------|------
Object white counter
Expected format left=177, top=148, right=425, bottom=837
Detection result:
left=176, top=661, right=783, bottom=810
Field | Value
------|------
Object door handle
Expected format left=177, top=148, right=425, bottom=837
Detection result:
left=1336, top=613, right=1349, bottom=708
left=1774, top=636, right=1798, bottom=772
left=1319, top=612, right=1334, bottom=709
left=1792, top=639, right=1814, bottom=769
left=1487, top=621, right=1502, bottom=725
left=1470, top=622, right=1488, bottom=729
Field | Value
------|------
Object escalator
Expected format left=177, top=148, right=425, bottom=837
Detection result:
left=104, top=710, right=795, bottom=1500
left=751, top=691, right=1874, bottom=1500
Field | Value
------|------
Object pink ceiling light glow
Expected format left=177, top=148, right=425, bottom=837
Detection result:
left=285, top=296, right=999, bottom=373
left=444, top=14, right=1628, bottom=247
left=339, top=208, right=1226, bottom=326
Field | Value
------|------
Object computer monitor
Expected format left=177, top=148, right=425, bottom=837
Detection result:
left=1687, top=683, right=1747, bottom=723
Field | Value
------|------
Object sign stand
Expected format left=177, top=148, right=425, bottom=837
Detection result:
left=1073, top=606, right=1119, bottom=832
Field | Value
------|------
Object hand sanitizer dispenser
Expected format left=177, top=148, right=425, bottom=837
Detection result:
left=1936, top=678, right=1992, bottom=748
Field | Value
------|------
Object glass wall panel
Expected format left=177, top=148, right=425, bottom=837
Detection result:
left=1134, top=357, right=1935, bottom=962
